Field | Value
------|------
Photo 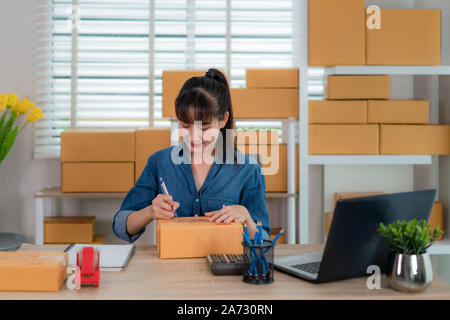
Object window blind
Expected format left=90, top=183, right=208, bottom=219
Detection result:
left=33, top=0, right=299, bottom=159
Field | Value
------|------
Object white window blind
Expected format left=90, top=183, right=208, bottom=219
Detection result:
left=33, top=0, right=297, bottom=159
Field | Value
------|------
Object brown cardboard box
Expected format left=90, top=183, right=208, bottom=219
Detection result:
left=61, top=129, right=135, bottom=162
left=325, top=212, right=333, bottom=237
left=236, top=130, right=279, bottom=145
left=327, top=75, right=391, bottom=100
left=162, top=70, right=208, bottom=118
left=334, top=191, right=384, bottom=208
left=230, top=88, right=298, bottom=119
left=237, top=143, right=299, bottom=192
left=309, top=100, right=367, bottom=124
left=430, top=202, right=444, bottom=241
left=44, top=216, right=95, bottom=244
left=366, top=9, right=441, bottom=65
left=379, top=125, right=450, bottom=155
left=309, top=124, right=379, bottom=154
left=62, top=162, right=135, bottom=192
left=156, top=217, right=243, bottom=259
left=368, top=100, right=429, bottom=124
left=92, top=234, right=107, bottom=244
left=135, top=128, right=171, bottom=181
left=308, top=0, right=365, bottom=66
left=0, top=252, right=67, bottom=292
left=246, top=68, right=299, bottom=88
left=270, top=228, right=286, bottom=244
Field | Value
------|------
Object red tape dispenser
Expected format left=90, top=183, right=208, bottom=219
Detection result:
left=76, top=247, right=100, bottom=287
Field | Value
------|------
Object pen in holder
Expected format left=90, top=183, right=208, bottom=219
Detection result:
left=242, top=240, right=274, bottom=284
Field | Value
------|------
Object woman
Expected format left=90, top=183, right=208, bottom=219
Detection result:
left=112, top=68, right=270, bottom=242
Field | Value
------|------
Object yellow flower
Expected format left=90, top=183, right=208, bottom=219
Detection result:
left=26, top=107, right=44, bottom=123
left=0, top=93, right=7, bottom=111
left=7, top=93, right=18, bottom=108
left=17, top=98, right=35, bottom=114
left=11, top=100, right=21, bottom=115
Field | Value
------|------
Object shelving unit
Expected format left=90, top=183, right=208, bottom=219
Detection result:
left=33, top=186, right=297, bottom=245
left=296, top=1, right=450, bottom=253
left=299, top=63, right=450, bottom=254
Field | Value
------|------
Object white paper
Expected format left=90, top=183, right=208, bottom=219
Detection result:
left=66, top=244, right=135, bottom=272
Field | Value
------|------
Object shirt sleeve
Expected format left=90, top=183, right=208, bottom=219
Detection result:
left=112, top=156, right=158, bottom=243
left=240, top=164, right=271, bottom=239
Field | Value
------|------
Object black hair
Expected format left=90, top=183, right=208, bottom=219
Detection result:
left=175, top=68, right=236, bottom=163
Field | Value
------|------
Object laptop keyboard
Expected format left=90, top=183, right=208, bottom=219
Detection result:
left=291, top=261, right=321, bottom=274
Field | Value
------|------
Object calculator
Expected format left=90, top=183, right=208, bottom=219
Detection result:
left=206, top=254, right=249, bottom=275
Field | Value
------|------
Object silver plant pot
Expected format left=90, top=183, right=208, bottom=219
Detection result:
left=387, top=252, right=433, bottom=293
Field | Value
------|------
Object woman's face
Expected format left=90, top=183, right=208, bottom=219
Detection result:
left=179, top=111, right=229, bottom=154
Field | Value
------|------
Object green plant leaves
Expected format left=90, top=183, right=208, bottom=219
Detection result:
left=377, top=219, right=444, bottom=255
left=0, top=126, right=19, bottom=162
left=0, top=111, right=20, bottom=164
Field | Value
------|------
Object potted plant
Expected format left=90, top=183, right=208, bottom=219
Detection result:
left=377, top=219, right=444, bottom=293
left=0, top=93, right=44, bottom=250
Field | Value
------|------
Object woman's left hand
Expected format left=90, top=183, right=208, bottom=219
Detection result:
left=205, top=205, right=251, bottom=224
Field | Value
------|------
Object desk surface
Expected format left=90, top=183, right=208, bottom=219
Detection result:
left=1, top=244, right=449, bottom=300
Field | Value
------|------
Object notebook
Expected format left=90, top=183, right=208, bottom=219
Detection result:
left=65, top=244, right=135, bottom=271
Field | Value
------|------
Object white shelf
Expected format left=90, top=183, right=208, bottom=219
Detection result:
left=428, top=240, right=450, bottom=255
left=325, top=65, right=450, bottom=75
left=307, top=155, right=432, bottom=165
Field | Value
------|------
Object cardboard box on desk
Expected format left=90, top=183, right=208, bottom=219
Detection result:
left=162, top=70, right=209, bottom=118
left=309, top=124, right=379, bottom=155
left=0, top=252, right=67, bottom=292
left=135, top=128, right=171, bottom=180
left=44, top=216, right=95, bottom=244
left=380, top=125, right=450, bottom=155
left=368, top=100, right=429, bottom=124
left=366, top=9, right=441, bottom=65
left=309, top=100, right=367, bottom=124
left=246, top=68, right=299, bottom=88
left=327, top=75, right=391, bottom=100
left=61, top=129, right=135, bottom=162
left=308, top=0, right=365, bottom=66
left=62, top=162, right=135, bottom=192
left=156, top=217, right=243, bottom=259
left=230, top=88, right=298, bottom=119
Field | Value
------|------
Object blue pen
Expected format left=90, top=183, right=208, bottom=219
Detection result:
left=159, top=177, right=177, bottom=217
left=243, top=232, right=258, bottom=276
left=264, top=228, right=285, bottom=254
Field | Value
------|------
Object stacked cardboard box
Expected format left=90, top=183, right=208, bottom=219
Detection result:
left=308, top=75, right=448, bottom=155
left=162, top=69, right=299, bottom=119
left=44, top=216, right=106, bottom=244
left=61, top=128, right=172, bottom=191
left=308, top=0, right=441, bottom=66
left=236, top=130, right=298, bottom=192
left=61, top=130, right=136, bottom=192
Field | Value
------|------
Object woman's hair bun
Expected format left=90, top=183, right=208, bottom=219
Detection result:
left=205, top=68, right=229, bottom=88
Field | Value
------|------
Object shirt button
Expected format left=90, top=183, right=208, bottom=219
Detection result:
left=196, top=198, right=199, bottom=202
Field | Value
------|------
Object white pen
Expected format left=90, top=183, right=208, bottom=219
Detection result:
left=159, top=177, right=177, bottom=217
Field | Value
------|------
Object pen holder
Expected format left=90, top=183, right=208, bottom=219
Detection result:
left=242, top=240, right=274, bottom=285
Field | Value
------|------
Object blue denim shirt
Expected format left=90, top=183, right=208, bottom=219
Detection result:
left=112, top=142, right=271, bottom=243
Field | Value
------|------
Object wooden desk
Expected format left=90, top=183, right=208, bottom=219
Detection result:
left=1, top=244, right=449, bottom=300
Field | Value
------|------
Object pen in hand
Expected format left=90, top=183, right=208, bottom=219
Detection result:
left=159, top=177, right=177, bottom=217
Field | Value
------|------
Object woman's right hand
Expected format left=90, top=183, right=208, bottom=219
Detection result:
left=149, top=194, right=180, bottom=220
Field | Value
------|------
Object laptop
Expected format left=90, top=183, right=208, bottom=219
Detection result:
left=274, top=189, right=436, bottom=283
